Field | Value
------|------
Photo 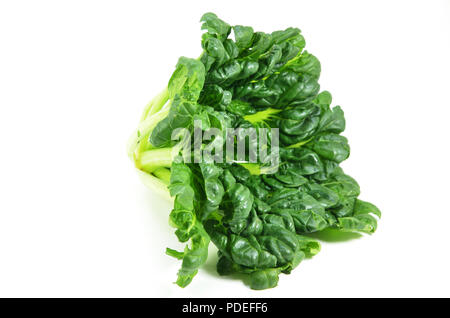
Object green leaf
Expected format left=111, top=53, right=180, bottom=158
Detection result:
left=150, top=58, right=205, bottom=148
left=249, top=268, right=281, bottom=290
left=309, top=133, right=350, bottom=163
left=200, top=12, right=231, bottom=41
left=167, top=162, right=210, bottom=287
left=233, top=25, right=254, bottom=50
left=354, top=199, right=382, bottom=218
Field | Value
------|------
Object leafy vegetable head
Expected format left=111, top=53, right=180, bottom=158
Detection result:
left=128, top=12, right=381, bottom=289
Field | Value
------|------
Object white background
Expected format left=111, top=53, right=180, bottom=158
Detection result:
left=1, top=0, right=450, bottom=297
